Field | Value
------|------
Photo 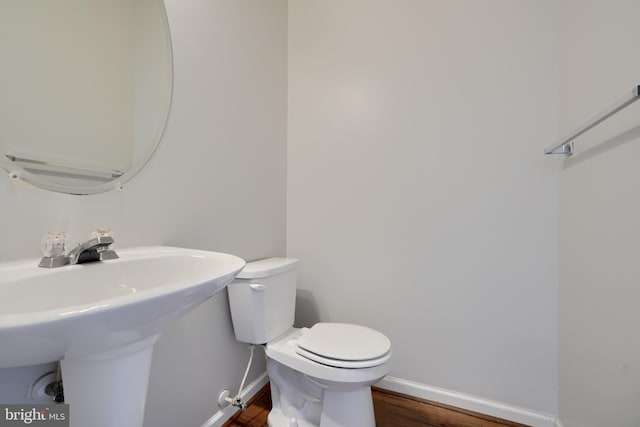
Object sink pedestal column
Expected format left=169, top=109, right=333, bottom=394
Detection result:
left=60, top=338, right=156, bottom=427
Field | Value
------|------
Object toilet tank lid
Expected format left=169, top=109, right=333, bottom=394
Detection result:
left=236, top=257, right=299, bottom=279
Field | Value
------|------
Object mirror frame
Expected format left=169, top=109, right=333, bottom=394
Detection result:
left=0, top=1, right=173, bottom=195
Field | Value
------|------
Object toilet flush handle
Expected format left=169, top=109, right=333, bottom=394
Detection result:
left=249, top=283, right=266, bottom=291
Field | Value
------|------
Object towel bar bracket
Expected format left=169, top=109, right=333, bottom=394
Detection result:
left=546, top=142, right=574, bottom=156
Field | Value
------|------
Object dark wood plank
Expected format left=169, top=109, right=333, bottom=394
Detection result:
left=223, top=383, right=531, bottom=427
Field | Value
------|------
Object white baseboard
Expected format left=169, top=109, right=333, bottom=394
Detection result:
left=200, top=372, right=269, bottom=427
left=376, top=376, right=559, bottom=427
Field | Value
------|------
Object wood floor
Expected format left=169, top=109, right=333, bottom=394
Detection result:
left=222, top=384, right=530, bottom=427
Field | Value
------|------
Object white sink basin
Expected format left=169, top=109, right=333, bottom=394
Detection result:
left=0, top=246, right=245, bottom=427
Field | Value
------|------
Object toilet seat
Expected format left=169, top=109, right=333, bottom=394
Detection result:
left=296, top=323, right=391, bottom=368
left=266, top=327, right=391, bottom=384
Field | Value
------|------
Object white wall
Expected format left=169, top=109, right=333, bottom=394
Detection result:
left=10, top=1, right=639, bottom=424
left=558, top=1, right=640, bottom=426
left=0, top=1, right=287, bottom=427
left=287, top=0, right=559, bottom=416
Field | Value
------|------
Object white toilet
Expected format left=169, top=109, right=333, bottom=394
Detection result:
left=227, top=258, right=391, bottom=427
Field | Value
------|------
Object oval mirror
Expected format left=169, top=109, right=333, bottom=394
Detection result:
left=0, top=0, right=172, bottom=195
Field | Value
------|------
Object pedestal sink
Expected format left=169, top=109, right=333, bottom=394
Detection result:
left=0, top=246, right=245, bottom=427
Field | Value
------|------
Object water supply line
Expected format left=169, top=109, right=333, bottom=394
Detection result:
left=44, top=362, right=64, bottom=403
left=225, top=344, right=256, bottom=410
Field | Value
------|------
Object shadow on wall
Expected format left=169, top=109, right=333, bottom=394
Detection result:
left=294, top=289, right=321, bottom=328
left=563, top=123, right=640, bottom=169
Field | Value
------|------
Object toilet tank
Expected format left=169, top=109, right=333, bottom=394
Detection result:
left=227, top=257, right=299, bottom=344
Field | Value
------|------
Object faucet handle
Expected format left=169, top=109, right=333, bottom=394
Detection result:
left=87, top=229, right=115, bottom=250
left=40, top=232, right=70, bottom=258
left=38, top=232, right=71, bottom=268
left=91, top=228, right=113, bottom=239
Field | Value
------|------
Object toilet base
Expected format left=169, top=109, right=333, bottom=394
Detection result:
left=267, top=386, right=375, bottom=427
left=268, top=407, right=316, bottom=427
left=318, top=386, right=375, bottom=427
left=267, top=357, right=377, bottom=427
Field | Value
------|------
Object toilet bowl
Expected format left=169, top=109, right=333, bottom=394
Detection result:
left=266, top=325, right=390, bottom=427
left=227, top=258, right=392, bottom=427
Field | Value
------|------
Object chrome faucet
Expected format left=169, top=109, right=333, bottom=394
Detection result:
left=39, top=235, right=119, bottom=268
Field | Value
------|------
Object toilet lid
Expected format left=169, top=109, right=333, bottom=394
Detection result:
left=296, top=323, right=391, bottom=369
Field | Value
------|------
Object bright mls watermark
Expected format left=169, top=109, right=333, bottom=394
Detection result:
left=0, top=405, right=68, bottom=426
